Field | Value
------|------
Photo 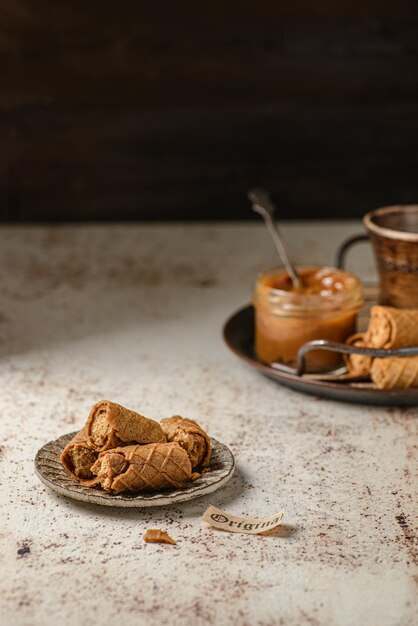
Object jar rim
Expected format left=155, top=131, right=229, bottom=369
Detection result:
left=254, top=265, right=364, bottom=315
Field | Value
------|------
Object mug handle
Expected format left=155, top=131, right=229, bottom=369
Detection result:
left=335, top=234, right=370, bottom=269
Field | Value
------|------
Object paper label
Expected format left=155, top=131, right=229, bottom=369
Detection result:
left=202, top=505, right=284, bottom=535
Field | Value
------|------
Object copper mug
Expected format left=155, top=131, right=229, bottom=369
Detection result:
left=337, top=205, right=418, bottom=309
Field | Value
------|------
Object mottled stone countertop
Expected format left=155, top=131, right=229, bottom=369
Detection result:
left=0, top=222, right=416, bottom=626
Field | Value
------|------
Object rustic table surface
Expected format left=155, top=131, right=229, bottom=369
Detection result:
left=1, top=222, right=416, bottom=626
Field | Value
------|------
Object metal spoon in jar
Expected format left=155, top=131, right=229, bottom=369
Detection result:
left=248, top=187, right=302, bottom=289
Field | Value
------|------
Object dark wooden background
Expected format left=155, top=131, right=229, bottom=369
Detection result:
left=1, top=1, right=417, bottom=221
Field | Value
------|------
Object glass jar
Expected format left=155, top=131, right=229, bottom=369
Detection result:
left=253, top=266, right=364, bottom=372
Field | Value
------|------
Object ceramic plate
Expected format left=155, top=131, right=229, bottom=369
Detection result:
left=35, top=432, right=235, bottom=507
left=223, top=304, right=418, bottom=406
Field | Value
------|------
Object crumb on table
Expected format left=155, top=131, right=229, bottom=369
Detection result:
left=143, top=529, right=177, bottom=545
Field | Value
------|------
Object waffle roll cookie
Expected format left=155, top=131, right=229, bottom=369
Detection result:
left=86, top=400, right=166, bottom=452
left=161, top=416, right=211, bottom=467
left=370, top=355, right=418, bottom=389
left=91, top=442, right=192, bottom=494
left=60, top=428, right=98, bottom=486
left=344, top=333, right=372, bottom=377
left=367, top=306, right=418, bottom=349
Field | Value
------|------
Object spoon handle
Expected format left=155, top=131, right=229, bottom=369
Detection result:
left=248, top=188, right=302, bottom=289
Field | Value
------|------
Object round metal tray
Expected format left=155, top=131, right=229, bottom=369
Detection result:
left=223, top=305, right=418, bottom=406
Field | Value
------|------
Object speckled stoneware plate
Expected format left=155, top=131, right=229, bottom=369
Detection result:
left=35, top=432, right=235, bottom=508
left=223, top=304, right=418, bottom=406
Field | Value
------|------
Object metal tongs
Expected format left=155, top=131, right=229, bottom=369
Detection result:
left=272, top=340, right=418, bottom=382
